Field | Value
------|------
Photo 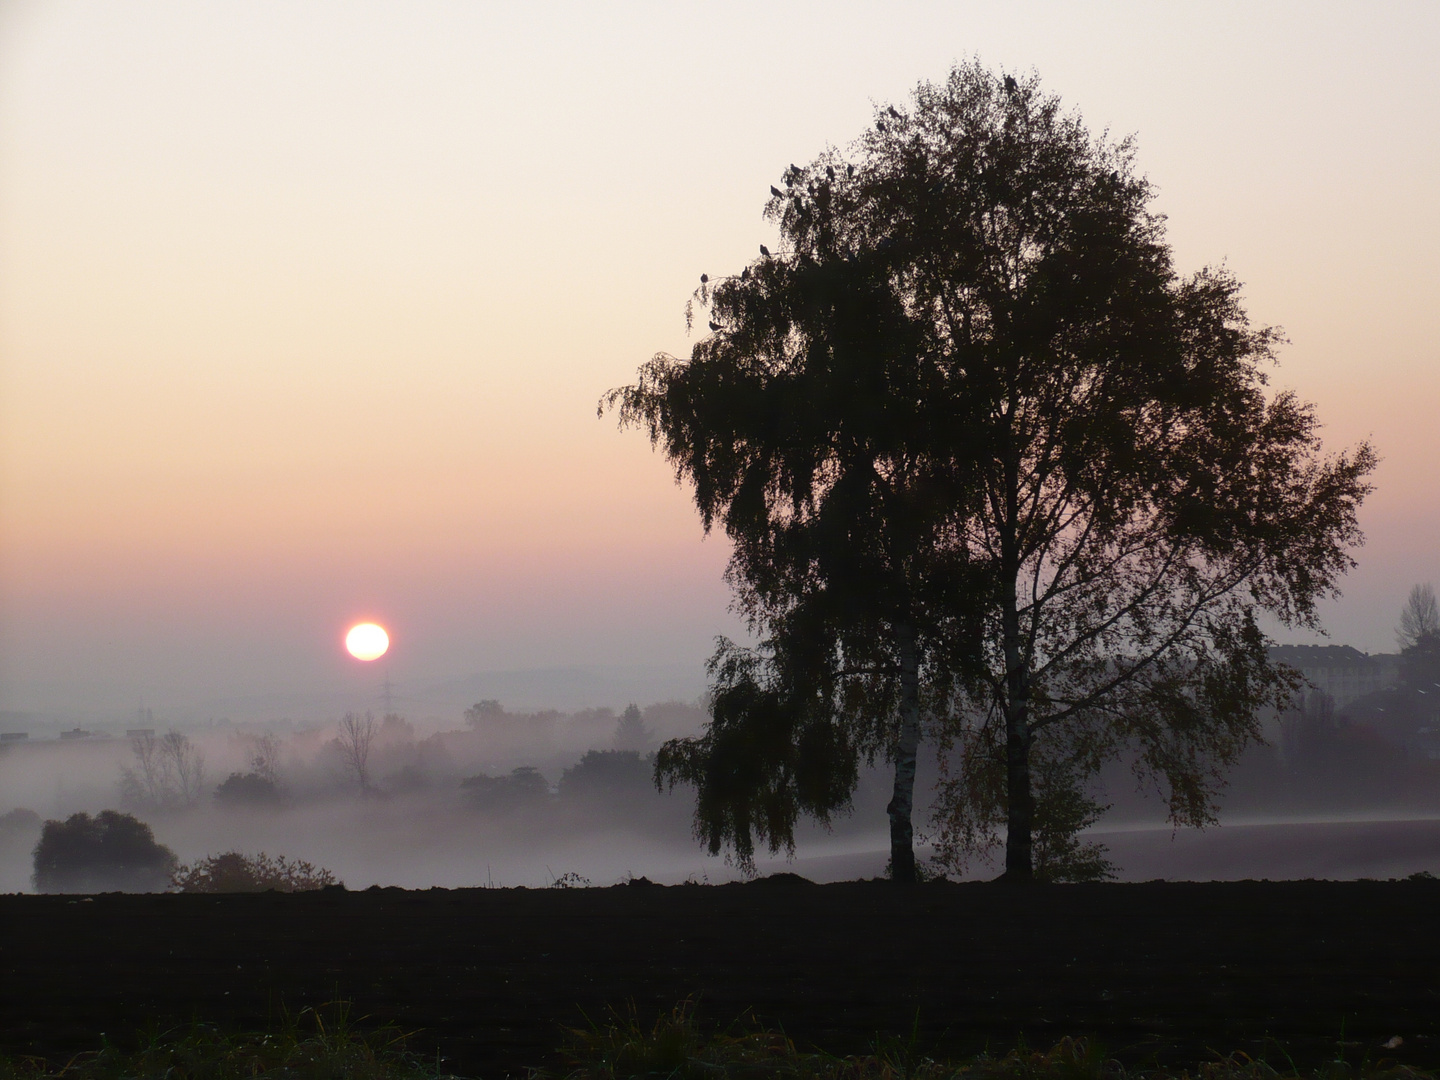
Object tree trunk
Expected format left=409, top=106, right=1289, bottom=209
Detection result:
left=887, top=621, right=922, bottom=883
left=1002, top=569, right=1034, bottom=881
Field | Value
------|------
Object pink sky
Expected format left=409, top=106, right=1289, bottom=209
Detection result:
left=1, top=2, right=1436, bottom=722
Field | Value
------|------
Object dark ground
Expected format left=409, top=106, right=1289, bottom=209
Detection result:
left=3, top=879, right=1439, bottom=1076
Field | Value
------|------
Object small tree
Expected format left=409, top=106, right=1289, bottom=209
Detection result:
left=32, top=810, right=177, bottom=893
left=613, top=704, right=654, bottom=752
left=335, top=712, right=378, bottom=793
left=464, top=700, right=505, bottom=729
left=1397, top=584, right=1440, bottom=692
left=1397, top=584, right=1440, bottom=650
left=121, top=730, right=206, bottom=809
left=160, top=731, right=206, bottom=807
left=245, top=732, right=283, bottom=786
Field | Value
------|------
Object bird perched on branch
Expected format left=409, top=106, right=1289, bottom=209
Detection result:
left=826, top=165, right=835, bottom=180
left=1004, top=75, right=1018, bottom=95
left=759, top=244, right=771, bottom=257
left=886, top=105, right=901, bottom=120
left=770, top=185, right=783, bottom=198
left=708, top=320, right=722, bottom=332
left=700, top=273, right=708, bottom=284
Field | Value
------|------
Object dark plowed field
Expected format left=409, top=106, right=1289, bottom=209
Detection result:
left=3, top=880, right=1439, bottom=1076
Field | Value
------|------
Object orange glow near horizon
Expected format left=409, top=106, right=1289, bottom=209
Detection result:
left=345, top=622, right=390, bottom=662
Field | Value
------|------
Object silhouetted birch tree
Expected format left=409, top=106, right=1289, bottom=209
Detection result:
left=608, top=61, right=1374, bottom=882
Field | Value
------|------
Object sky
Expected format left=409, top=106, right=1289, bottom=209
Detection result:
left=0, top=1, right=1436, bottom=724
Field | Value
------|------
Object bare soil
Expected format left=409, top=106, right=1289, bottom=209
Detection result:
left=3, top=879, right=1438, bottom=1076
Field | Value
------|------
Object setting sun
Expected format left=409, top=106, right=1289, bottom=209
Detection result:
left=345, top=622, right=389, bottom=661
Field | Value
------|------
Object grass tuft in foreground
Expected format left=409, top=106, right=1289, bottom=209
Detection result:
left=548, top=1001, right=1434, bottom=1080
left=0, top=1002, right=447, bottom=1080
left=3, top=1001, right=1433, bottom=1080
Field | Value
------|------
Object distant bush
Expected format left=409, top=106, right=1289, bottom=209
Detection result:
left=559, top=750, right=655, bottom=800
left=461, top=766, right=549, bottom=811
left=214, top=771, right=282, bottom=807
left=32, top=810, right=177, bottom=893
left=170, top=851, right=339, bottom=893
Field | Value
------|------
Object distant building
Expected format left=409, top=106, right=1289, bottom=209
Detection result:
left=1268, top=644, right=1401, bottom=709
left=0, top=732, right=27, bottom=743
left=58, top=727, right=92, bottom=740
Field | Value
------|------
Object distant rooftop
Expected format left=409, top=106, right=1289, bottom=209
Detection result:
left=1268, top=644, right=1400, bottom=668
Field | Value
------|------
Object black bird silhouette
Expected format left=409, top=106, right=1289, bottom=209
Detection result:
left=708, top=320, right=722, bottom=332
left=847, top=164, right=855, bottom=178
left=790, top=163, right=801, bottom=174
left=770, top=185, right=784, bottom=198
left=740, top=267, right=750, bottom=280
left=876, top=118, right=887, bottom=133
left=826, top=165, right=835, bottom=180
left=1004, top=75, right=1018, bottom=95
left=700, top=273, right=708, bottom=284
left=886, top=105, right=901, bottom=120
left=760, top=244, right=771, bottom=257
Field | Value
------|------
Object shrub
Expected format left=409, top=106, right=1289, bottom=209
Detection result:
left=170, top=851, right=339, bottom=893
left=32, top=810, right=177, bottom=893
left=214, top=771, right=282, bottom=808
left=461, top=766, right=549, bottom=810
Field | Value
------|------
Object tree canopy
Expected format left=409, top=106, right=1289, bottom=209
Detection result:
left=608, top=61, right=1374, bottom=881
left=32, top=810, right=177, bottom=893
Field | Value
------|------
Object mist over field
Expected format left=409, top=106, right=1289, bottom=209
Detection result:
left=6, top=679, right=1440, bottom=893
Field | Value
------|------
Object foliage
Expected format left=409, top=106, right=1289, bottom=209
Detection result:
left=0, top=1002, right=445, bottom=1080
left=170, top=851, right=339, bottom=893
left=32, top=810, right=177, bottom=893
left=655, top=644, right=862, bottom=871
left=213, top=771, right=282, bottom=808
left=121, top=731, right=207, bottom=810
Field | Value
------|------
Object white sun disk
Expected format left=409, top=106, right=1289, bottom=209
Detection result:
left=345, top=622, right=389, bottom=661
